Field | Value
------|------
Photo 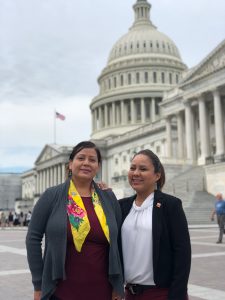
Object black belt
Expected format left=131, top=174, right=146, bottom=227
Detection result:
left=126, top=283, right=156, bottom=295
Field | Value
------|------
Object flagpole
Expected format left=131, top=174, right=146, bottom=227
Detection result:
left=54, top=109, right=56, bottom=144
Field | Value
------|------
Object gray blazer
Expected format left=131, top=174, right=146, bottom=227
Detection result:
left=26, top=179, right=124, bottom=300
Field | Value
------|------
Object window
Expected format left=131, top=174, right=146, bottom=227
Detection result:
left=136, top=100, right=141, bottom=121
left=128, top=73, right=132, bottom=85
left=161, top=72, right=165, bottom=83
left=136, top=72, right=140, bottom=84
left=108, top=78, right=111, bottom=89
left=176, top=74, right=179, bottom=84
left=169, top=73, right=172, bottom=84
left=153, top=72, right=157, bottom=83
left=115, top=158, right=118, bottom=165
left=114, top=77, right=117, bottom=88
left=210, top=114, right=215, bottom=124
left=120, top=75, right=124, bottom=86
left=145, top=100, right=150, bottom=119
left=144, top=72, right=148, bottom=83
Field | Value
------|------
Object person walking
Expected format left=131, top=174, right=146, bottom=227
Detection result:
left=211, top=193, right=225, bottom=243
left=8, top=211, right=14, bottom=227
left=26, top=141, right=124, bottom=300
left=119, top=149, right=191, bottom=300
left=1, top=212, right=6, bottom=229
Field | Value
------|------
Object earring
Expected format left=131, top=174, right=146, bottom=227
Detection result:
left=68, top=169, right=72, bottom=177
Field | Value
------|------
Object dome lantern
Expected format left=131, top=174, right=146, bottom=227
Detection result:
left=132, top=0, right=156, bottom=29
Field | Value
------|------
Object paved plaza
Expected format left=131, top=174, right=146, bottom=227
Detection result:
left=0, top=226, right=224, bottom=300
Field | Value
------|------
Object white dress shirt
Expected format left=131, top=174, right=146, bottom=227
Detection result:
left=121, top=192, right=155, bottom=285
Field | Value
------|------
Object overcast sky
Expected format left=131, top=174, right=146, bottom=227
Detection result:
left=0, top=0, right=225, bottom=173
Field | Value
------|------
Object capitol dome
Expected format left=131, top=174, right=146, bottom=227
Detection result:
left=108, top=1, right=182, bottom=64
left=91, top=0, right=187, bottom=140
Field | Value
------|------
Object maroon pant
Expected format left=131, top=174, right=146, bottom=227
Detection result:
left=125, top=287, right=189, bottom=300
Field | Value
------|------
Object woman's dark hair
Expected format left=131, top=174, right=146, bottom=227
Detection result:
left=133, top=149, right=165, bottom=190
left=69, top=141, right=102, bottom=164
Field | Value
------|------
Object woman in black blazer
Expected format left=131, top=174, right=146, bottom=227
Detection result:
left=119, top=149, right=191, bottom=300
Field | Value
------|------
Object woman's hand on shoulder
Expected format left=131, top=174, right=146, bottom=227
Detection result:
left=112, top=289, right=123, bottom=300
left=34, top=290, right=41, bottom=300
left=96, top=181, right=111, bottom=190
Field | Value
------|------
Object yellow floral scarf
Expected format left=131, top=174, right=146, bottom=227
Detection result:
left=67, top=180, right=110, bottom=252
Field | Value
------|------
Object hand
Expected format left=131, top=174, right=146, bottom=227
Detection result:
left=97, top=181, right=111, bottom=190
left=34, top=290, right=41, bottom=300
left=112, top=289, right=123, bottom=300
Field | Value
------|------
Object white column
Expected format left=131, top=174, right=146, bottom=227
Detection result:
left=177, top=111, right=184, bottom=159
left=98, top=106, right=103, bottom=129
left=58, top=165, right=61, bottom=184
left=198, top=95, right=210, bottom=162
left=141, top=98, right=146, bottom=123
left=35, top=171, right=40, bottom=194
left=91, top=110, right=94, bottom=132
left=61, top=164, right=65, bottom=182
left=131, top=99, right=135, bottom=124
left=165, top=116, right=172, bottom=157
left=43, top=170, right=46, bottom=191
left=39, top=171, right=42, bottom=194
left=47, top=167, right=53, bottom=187
left=54, top=166, right=57, bottom=186
left=95, top=109, right=98, bottom=130
left=112, top=102, right=116, bottom=126
left=151, top=98, right=156, bottom=122
left=121, top=100, right=125, bottom=125
left=213, top=89, right=225, bottom=156
left=184, top=101, right=195, bottom=161
left=104, top=104, right=108, bottom=127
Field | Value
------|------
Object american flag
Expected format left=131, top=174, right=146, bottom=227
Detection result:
left=55, top=111, right=65, bottom=121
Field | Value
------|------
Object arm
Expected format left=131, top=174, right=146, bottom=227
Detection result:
left=26, top=188, right=55, bottom=293
left=166, top=198, right=191, bottom=300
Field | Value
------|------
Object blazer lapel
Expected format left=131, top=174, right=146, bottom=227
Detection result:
left=152, top=190, right=163, bottom=271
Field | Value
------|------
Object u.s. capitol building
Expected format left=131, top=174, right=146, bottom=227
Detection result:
left=21, top=0, right=225, bottom=223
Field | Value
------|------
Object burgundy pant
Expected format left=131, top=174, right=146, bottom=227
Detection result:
left=125, top=287, right=189, bottom=300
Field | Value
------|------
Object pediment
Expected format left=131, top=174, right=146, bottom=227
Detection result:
left=181, top=39, right=225, bottom=85
left=35, top=144, right=61, bottom=165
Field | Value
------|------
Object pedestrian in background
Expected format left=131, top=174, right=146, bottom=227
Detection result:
left=119, top=149, right=191, bottom=300
left=1, top=212, right=6, bottom=229
left=211, top=193, right=225, bottom=243
left=8, top=211, right=14, bottom=227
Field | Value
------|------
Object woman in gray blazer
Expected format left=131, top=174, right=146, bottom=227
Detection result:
left=26, top=141, right=124, bottom=300
left=119, top=149, right=191, bottom=300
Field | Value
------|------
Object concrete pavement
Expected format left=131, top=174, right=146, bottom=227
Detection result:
left=0, top=226, right=224, bottom=300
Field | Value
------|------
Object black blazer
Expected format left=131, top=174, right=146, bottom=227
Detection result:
left=119, top=190, right=191, bottom=300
